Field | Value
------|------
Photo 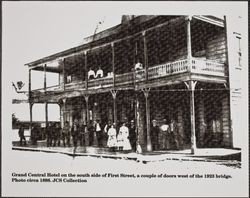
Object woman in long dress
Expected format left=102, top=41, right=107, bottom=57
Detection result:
left=107, top=124, right=117, bottom=151
left=117, top=123, right=131, bottom=151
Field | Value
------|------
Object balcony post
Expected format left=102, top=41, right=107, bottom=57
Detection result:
left=63, top=58, right=65, bottom=90
left=184, top=80, right=197, bottom=154
left=44, top=64, right=47, bottom=92
left=28, top=69, right=32, bottom=96
left=111, top=42, right=116, bottom=88
left=142, top=31, right=148, bottom=82
left=110, top=90, right=118, bottom=125
left=84, top=51, right=88, bottom=90
left=186, top=16, right=192, bottom=71
left=142, top=88, right=152, bottom=152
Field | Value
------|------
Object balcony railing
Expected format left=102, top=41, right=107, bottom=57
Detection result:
left=191, top=58, right=225, bottom=77
left=31, top=58, right=225, bottom=98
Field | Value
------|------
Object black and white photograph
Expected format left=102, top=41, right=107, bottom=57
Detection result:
left=1, top=1, right=248, bottom=197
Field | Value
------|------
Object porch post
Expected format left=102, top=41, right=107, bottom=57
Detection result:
left=45, top=102, right=48, bottom=128
left=110, top=90, right=118, bottom=125
left=186, top=16, right=192, bottom=71
left=29, top=102, right=33, bottom=136
left=185, top=80, right=197, bottom=154
left=143, top=88, right=152, bottom=151
left=44, top=64, right=47, bottom=91
left=135, top=93, right=143, bottom=154
left=197, top=92, right=206, bottom=147
left=28, top=69, right=33, bottom=137
left=142, top=31, right=148, bottom=81
left=84, top=94, right=89, bottom=146
left=84, top=51, right=88, bottom=90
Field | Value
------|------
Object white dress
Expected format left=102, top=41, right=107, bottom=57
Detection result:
left=107, top=127, right=117, bottom=148
left=117, top=126, right=132, bottom=150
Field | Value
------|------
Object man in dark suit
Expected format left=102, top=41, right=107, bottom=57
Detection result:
left=18, top=125, right=26, bottom=146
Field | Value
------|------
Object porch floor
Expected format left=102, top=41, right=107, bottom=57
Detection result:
left=12, top=140, right=241, bottom=163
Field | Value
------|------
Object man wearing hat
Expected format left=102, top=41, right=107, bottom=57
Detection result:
left=151, top=119, right=160, bottom=151
left=160, top=119, right=170, bottom=150
left=128, top=120, right=137, bottom=152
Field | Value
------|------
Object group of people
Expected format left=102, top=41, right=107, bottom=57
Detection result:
left=150, top=119, right=182, bottom=150
left=18, top=117, right=181, bottom=151
left=39, top=119, right=137, bottom=152
left=87, top=61, right=144, bottom=81
left=88, top=67, right=104, bottom=80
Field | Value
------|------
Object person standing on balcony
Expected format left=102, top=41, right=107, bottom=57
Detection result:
left=95, top=67, right=103, bottom=78
left=135, top=61, right=143, bottom=71
left=88, top=67, right=96, bottom=80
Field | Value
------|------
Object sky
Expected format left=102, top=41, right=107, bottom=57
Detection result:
left=2, top=1, right=248, bottom=121
left=3, top=2, right=122, bottom=121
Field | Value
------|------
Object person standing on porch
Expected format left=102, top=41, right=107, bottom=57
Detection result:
left=79, top=121, right=85, bottom=146
left=107, top=123, right=117, bottom=151
left=18, top=124, right=26, bottom=146
left=54, top=123, right=61, bottom=147
left=88, top=120, right=95, bottom=146
left=95, top=120, right=102, bottom=147
left=129, top=120, right=137, bottom=152
left=71, top=120, right=80, bottom=148
left=62, top=121, right=70, bottom=147
left=160, top=119, right=170, bottom=150
left=46, top=122, right=52, bottom=147
left=170, top=119, right=179, bottom=150
left=104, top=120, right=112, bottom=147
left=31, top=124, right=38, bottom=145
left=117, top=123, right=131, bottom=151
left=151, top=120, right=160, bottom=151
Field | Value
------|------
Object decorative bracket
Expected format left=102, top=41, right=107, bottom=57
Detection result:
left=142, top=88, right=151, bottom=99
left=184, top=81, right=197, bottom=91
left=110, top=89, right=118, bottom=100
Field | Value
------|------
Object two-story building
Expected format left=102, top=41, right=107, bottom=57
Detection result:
left=25, top=15, right=241, bottom=153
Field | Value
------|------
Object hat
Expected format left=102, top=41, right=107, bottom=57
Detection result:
left=152, top=119, right=157, bottom=122
left=131, top=120, right=134, bottom=123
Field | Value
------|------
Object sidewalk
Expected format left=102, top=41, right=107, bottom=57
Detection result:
left=12, top=141, right=241, bottom=164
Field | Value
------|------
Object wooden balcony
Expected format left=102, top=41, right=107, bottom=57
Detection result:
left=31, top=58, right=226, bottom=101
